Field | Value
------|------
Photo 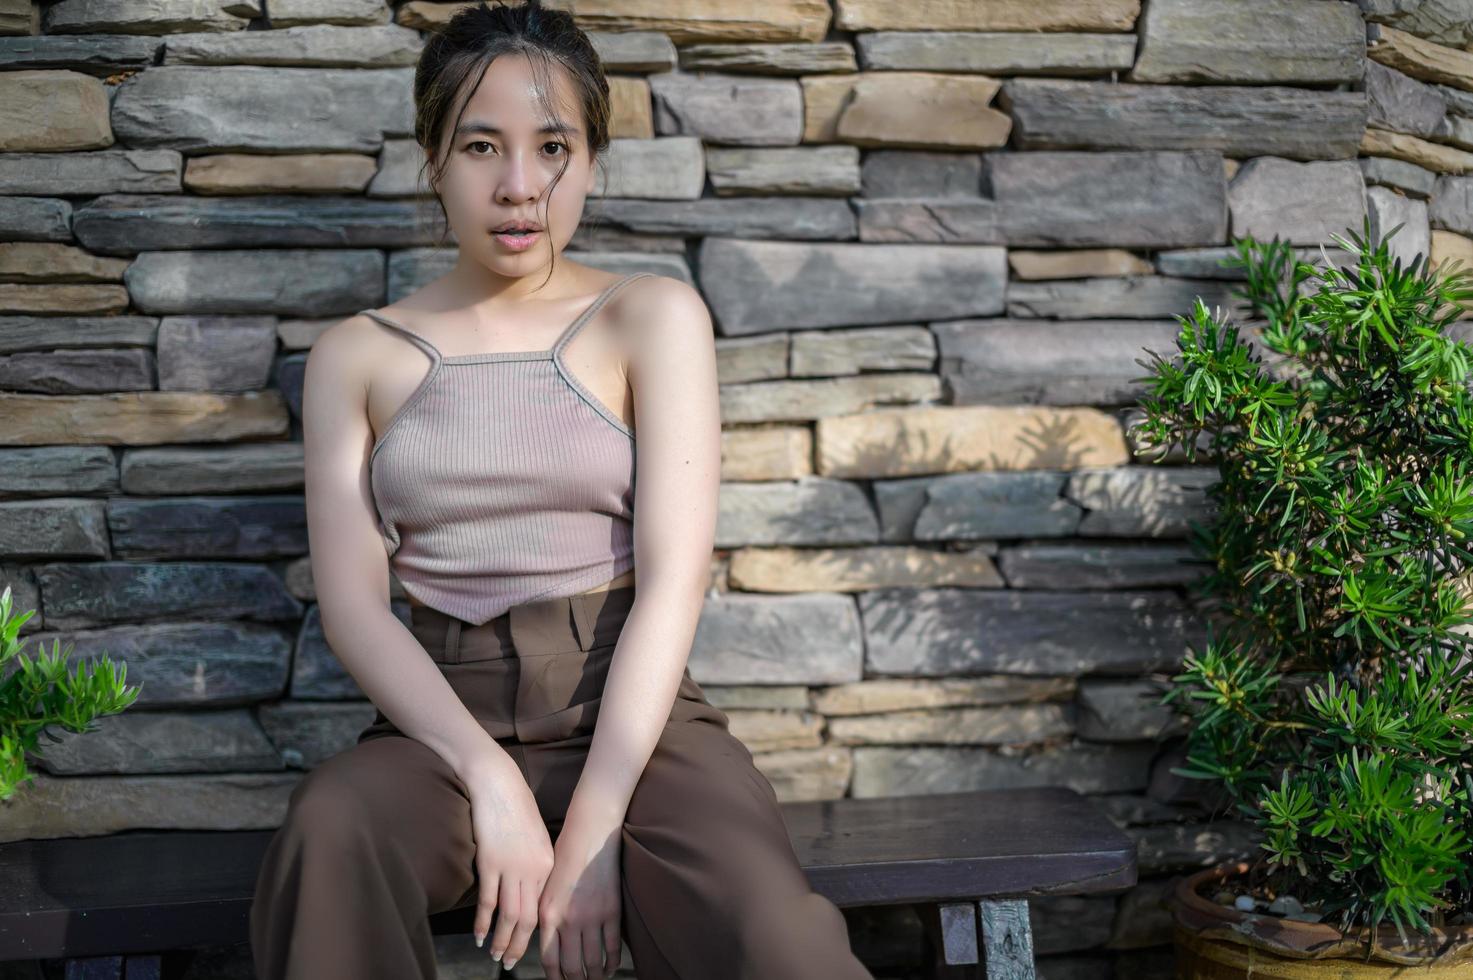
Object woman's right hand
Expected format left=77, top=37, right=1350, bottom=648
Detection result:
left=460, top=754, right=555, bottom=969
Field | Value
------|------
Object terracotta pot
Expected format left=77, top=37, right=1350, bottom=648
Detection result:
left=1169, top=859, right=1473, bottom=978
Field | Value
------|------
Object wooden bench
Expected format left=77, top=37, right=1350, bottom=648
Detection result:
left=0, top=786, right=1136, bottom=979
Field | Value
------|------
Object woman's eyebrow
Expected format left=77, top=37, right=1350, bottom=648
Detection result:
left=454, top=120, right=581, bottom=138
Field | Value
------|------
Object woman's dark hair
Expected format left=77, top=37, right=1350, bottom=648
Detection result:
left=413, top=0, right=612, bottom=288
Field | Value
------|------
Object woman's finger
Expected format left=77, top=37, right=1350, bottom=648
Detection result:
left=602, top=917, right=622, bottom=978
left=559, top=921, right=587, bottom=979
left=580, top=922, right=602, bottom=979
left=472, top=870, right=499, bottom=949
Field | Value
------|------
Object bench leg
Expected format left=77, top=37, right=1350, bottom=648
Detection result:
left=64, top=958, right=121, bottom=980
left=913, top=901, right=980, bottom=979
left=978, top=899, right=1035, bottom=980
left=62, top=954, right=162, bottom=980
left=912, top=900, right=1036, bottom=980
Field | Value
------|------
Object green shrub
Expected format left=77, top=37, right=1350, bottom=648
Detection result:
left=1134, top=217, right=1473, bottom=943
left=0, top=584, right=140, bottom=802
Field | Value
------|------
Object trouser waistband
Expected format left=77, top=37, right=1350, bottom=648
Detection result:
left=409, top=586, right=636, bottom=665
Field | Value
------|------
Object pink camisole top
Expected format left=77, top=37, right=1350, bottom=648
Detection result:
left=360, top=272, right=650, bottom=626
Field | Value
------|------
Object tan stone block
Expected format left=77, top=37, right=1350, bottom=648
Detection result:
left=0, top=0, right=38, bottom=35
left=0, top=772, right=298, bottom=842
left=702, top=684, right=810, bottom=710
left=609, top=75, right=654, bottom=139
left=277, top=316, right=341, bottom=351
left=815, top=404, right=1129, bottom=478
left=835, top=0, right=1141, bottom=32
left=751, top=746, right=852, bottom=801
left=812, top=676, right=1076, bottom=716
left=1368, top=23, right=1473, bottom=93
left=0, top=392, right=290, bottom=445
left=402, top=0, right=832, bottom=41
left=827, top=703, right=1073, bottom=746
left=836, top=72, right=1010, bottom=150
left=727, top=544, right=1002, bottom=592
left=0, top=283, right=130, bottom=315
left=1009, top=248, right=1155, bottom=280
left=395, top=1, right=474, bottom=30
left=800, top=73, right=860, bottom=143
left=1361, top=127, right=1473, bottom=176
left=0, top=243, right=131, bottom=283
left=715, top=332, right=787, bottom=383
left=726, top=708, right=824, bottom=752
left=1432, top=229, right=1473, bottom=319
left=0, top=70, right=111, bottom=152
left=184, top=153, right=378, bottom=194
left=547, top=0, right=832, bottom=43
left=720, top=425, right=812, bottom=481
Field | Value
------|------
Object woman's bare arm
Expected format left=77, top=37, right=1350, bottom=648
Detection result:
left=560, top=276, right=723, bottom=830
left=302, top=315, right=515, bottom=785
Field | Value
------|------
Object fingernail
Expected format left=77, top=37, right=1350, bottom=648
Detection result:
left=492, top=948, right=502, bottom=961
left=504, top=956, right=517, bottom=970
left=475, top=933, right=484, bottom=948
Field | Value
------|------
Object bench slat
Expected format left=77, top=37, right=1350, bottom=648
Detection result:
left=0, top=786, right=1134, bottom=962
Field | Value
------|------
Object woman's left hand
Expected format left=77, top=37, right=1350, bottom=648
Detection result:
left=536, top=814, right=623, bottom=980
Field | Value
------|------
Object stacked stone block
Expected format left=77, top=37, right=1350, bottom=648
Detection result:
left=0, top=0, right=1462, bottom=977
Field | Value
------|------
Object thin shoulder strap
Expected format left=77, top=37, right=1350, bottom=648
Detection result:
left=359, top=308, right=442, bottom=363
left=551, top=272, right=653, bottom=354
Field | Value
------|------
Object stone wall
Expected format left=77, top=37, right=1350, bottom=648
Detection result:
left=1, top=0, right=1466, bottom=977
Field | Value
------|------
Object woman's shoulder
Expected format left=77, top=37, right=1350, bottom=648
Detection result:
left=611, top=272, right=711, bottom=335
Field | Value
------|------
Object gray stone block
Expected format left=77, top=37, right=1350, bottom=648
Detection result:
left=156, top=315, right=278, bottom=391
left=998, top=542, right=1208, bottom=590
left=1228, top=157, right=1367, bottom=246
left=1000, top=78, right=1368, bottom=160
left=1066, top=466, right=1219, bottom=538
left=850, top=740, right=1159, bottom=797
left=112, top=66, right=414, bottom=152
left=13, top=619, right=293, bottom=707
left=699, top=238, right=1007, bottom=333
left=32, top=560, right=303, bottom=628
left=590, top=195, right=855, bottom=239
left=858, top=30, right=1136, bottom=76
left=124, top=248, right=383, bottom=315
left=0, top=446, right=119, bottom=498
left=1004, top=278, right=1243, bottom=320
left=911, top=471, right=1081, bottom=540
left=0, top=34, right=161, bottom=75
left=106, top=495, right=308, bottom=559
left=688, top=591, right=864, bottom=684
left=0, top=315, right=156, bottom=353
left=649, top=71, right=803, bottom=146
left=860, top=587, right=1200, bottom=676
left=0, top=196, right=73, bottom=243
left=0, top=149, right=181, bottom=195
left=1130, top=0, right=1364, bottom=85
left=0, top=348, right=154, bottom=393
left=935, top=317, right=1185, bottom=405
left=0, top=498, right=109, bottom=559
left=717, top=477, right=879, bottom=546
left=37, top=708, right=285, bottom=774
left=74, top=193, right=442, bottom=253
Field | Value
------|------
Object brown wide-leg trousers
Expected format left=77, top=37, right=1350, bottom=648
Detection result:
left=249, top=584, right=874, bottom=980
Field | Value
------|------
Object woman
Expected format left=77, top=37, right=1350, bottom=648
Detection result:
left=248, top=3, right=876, bottom=979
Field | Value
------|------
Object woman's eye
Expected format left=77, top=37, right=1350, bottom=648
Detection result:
left=466, top=141, right=566, bottom=156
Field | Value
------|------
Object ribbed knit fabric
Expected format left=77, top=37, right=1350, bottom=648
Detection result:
left=360, top=272, right=649, bottom=627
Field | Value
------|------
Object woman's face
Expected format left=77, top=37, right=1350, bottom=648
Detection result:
left=427, top=52, right=596, bottom=279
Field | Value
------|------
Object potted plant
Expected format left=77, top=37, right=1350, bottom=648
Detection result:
left=0, top=584, right=141, bottom=803
left=1131, top=217, right=1473, bottom=977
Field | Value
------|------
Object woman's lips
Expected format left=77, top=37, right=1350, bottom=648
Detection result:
left=492, top=228, right=541, bottom=251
